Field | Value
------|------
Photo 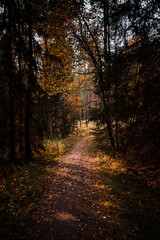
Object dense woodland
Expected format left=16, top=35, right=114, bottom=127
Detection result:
left=0, top=1, right=160, bottom=239
left=0, top=0, right=159, bottom=166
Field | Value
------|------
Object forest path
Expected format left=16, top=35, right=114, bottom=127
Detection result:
left=26, top=136, right=108, bottom=240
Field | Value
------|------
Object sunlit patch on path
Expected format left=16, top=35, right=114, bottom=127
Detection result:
left=54, top=212, right=80, bottom=222
left=26, top=136, right=108, bottom=240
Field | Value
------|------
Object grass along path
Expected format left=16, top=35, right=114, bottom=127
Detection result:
left=0, top=122, right=93, bottom=240
left=2, top=121, right=158, bottom=240
left=90, top=139, right=160, bottom=240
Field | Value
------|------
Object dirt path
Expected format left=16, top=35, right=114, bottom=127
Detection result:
left=26, top=136, right=108, bottom=240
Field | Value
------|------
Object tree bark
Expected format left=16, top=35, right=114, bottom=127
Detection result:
left=25, top=5, right=32, bottom=162
left=103, top=0, right=115, bottom=148
left=100, top=85, right=115, bottom=148
left=7, top=0, right=16, bottom=163
left=9, top=72, right=16, bottom=163
left=18, top=0, right=23, bottom=157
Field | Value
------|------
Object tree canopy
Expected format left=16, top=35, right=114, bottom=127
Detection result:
left=0, top=0, right=159, bottom=166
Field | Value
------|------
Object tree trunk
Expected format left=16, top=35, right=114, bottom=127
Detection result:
left=18, top=0, right=23, bottom=157
left=25, top=88, right=32, bottom=162
left=102, top=95, right=115, bottom=148
left=9, top=75, right=16, bottom=163
left=115, top=113, right=119, bottom=151
left=102, top=0, right=115, bottom=148
left=48, top=112, right=53, bottom=139
left=79, top=90, right=82, bottom=127
left=7, top=0, right=16, bottom=163
left=85, top=88, right=88, bottom=127
left=25, top=5, right=32, bottom=162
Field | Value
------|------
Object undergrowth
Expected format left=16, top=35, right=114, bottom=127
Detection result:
left=90, top=137, right=160, bottom=240
left=0, top=125, right=91, bottom=240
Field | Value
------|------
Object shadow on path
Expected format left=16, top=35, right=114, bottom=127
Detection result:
left=26, top=136, right=109, bottom=240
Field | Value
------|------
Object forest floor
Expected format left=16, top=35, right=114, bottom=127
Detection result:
left=25, top=136, right=109, bottom=240
left=89, top=138, right=160, bottom=240
left=25, top=135, right=160, bottom=240
left=1, top=124, right=160, bottom=240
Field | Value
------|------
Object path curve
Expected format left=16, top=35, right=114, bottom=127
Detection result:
left=27, top=136, right=108, bottom=240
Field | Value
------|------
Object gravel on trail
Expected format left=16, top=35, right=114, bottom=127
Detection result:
left=26, top=136, right=109, bottom=240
